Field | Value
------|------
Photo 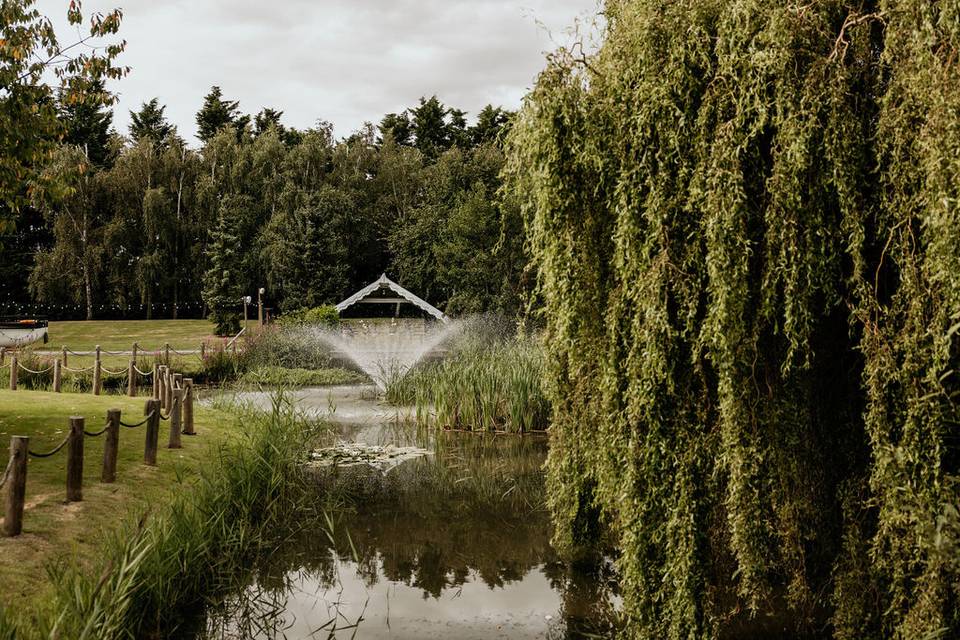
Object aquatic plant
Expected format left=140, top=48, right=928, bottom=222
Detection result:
left=506, top=1, right=960, bottom=638
left=386, top=323, right=549, bottom=433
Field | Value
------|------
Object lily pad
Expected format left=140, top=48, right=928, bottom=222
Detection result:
left=306, top=442, right=433, bottom=473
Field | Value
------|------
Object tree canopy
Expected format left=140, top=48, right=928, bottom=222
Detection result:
left=507, top=1, right=960, bottom=638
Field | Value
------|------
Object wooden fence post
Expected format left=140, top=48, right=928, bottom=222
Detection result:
left=9, top=355, right=17, bottom=390
left=61, top=345, right=67, bottom=368
left=102, top=409, right=121, bottom=483
left=92, top=345, right=102, bottom=396
left=183, top=378, right=195, bottom=435
left=3, top=436, right=28, bottom=537
left=200, top=342, right=206, bottom=359
left=168, top=388, right=183, bottom=449
left=157, top=366, right=166, bottom=410
left=164, top=342, right=170, bottom=364
left=132, top=342, right=138, bottom=363
left=53, top=358, right=62, bottom=392
left=144, top=398, right=160, bottom=466
left=164, top=368, right=173, bottom=411
left=66, top=416, right=84, bottom=502
left=127, top=359, right=137, bottom=397
left=152, top=363, right=159, bottom=400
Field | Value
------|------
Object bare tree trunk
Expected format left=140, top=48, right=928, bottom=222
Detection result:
left=173, top=147, right=185, bottom=320
left=81, top=211, right=93, bottom=320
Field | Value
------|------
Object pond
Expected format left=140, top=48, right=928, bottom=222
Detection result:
left=192, top=385, right=620, bottom=639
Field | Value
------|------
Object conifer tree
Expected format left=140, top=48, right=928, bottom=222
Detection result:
left=195, top=86, right=242, bottom=143
left=58, top=79, right=115, bottom=168
left=129, top=98, right=173, bottom=145
left=201, top=200, right=242, bottom=335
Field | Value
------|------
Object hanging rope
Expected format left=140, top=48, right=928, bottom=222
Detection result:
left=169, top=347, right=201, bottom=356
left=158, top=396, right=179, bottom=421
left=62, top=364, right=96, bottom=373
left=83, top=420, right=112, bottom=437
left=0, top=456, right=12, bottom=491
left=99, top=366, right=127, bottom=376
left=28, top=435, right=71, bottom=459
left=133, top=365, right=154, bottom=376
left=17, top=362, right=55, bottom=375
left=120, top=411, right=154, bottom=428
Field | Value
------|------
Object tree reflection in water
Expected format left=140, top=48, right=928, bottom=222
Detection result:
left=197, top=432, right=619, bottom=639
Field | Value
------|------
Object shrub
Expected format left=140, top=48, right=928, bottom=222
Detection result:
left=278, top=305, right=340, bottom=328
left=242, top=325, right=336, bottom=371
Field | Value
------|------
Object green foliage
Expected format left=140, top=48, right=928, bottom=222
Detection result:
left=28, top=146, right=109, bottom=320
left=58, top=80, right=115, bottom=168
left=241, top=324, right=335, bottom=370
left=260, top=185, right=351, bottom=309
left=385, top=319, right=549, bottom=433
left=128, top=98, right=174, bottom=145
left=9, top=93, right=528, bottom=319
left=202, top=201, right=243, bottom=335
left=195, top=85, right=243, bottom=143
left=506, top=1, right=960, bottom=638
left=277, top=305, right=340, bottom=328
left=0, top=0, right=126, bottom=227
left=201, top=346, right=245, bottom=382
left=0, top=395, right=320, bottom=638
left=389, top=144, right=528, bottom=314
left=240, top=365, right=365, bottom=387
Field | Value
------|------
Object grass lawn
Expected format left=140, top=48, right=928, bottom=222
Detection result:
left=0, top=388, right=242, bottom=611
left=20, top=319, right=230, bottom=371
left=45, top=318, right=220, bottom=353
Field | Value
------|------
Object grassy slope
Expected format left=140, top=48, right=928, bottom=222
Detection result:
left=0, top=389, right=241, bottom=611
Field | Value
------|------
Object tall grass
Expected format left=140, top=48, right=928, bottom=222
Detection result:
left=0, top=392, right=324, bottom=639
left=385, top=319, right=550, bottom=433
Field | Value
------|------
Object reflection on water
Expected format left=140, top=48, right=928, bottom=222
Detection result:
left=194, top=387, right=619, bottom=639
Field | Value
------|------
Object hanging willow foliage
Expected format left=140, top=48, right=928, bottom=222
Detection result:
left=505, top=1, right=960, bottom=637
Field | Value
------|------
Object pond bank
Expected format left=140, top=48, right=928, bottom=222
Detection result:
left=0, top=391, right=323, bottom=639
left=192, top=384, right=621, bottom=638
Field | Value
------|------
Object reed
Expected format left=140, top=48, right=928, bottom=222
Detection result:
left=0, top=391, right=325, bottom=639
left=386, top=326, right=549, bottom=433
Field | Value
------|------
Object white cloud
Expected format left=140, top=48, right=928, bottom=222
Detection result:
left=38, top=0, right=599, bottom=144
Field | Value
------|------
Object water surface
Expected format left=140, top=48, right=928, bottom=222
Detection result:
left=196, top=385, right=619, bottom=639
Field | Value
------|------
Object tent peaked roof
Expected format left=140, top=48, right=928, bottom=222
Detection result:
left=335, top=274, right=449, bottom=323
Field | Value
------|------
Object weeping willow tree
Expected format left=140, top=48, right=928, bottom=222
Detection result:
left=506, top=1, right=960, bottom=637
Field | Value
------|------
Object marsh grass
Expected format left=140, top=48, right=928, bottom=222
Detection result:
left=240, top=365, right=366, bottom=387
left=0, top=391, right=326, bottom=639
left=385, top=320, right=549, bottom=433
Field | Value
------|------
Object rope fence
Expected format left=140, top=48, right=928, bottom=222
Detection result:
left=83, top=420, right=112, bottom=438
left=62, top=365, right=96, bottom=373
left=28, top=435, right=71, bottom=459
left=0, top=456, right=12, bottom=491
left=17, top=362, right=55, bottom=375
left=2, top=335, right=243, bottom=399
left=1, top=364, right=197, bottom=537
left=120, top=411, right=155, bottom=428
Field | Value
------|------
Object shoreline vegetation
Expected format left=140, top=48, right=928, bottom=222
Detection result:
left=385, top=319, right=550, bottom=433
left=0, top=390, right=323, bottom=639
left=505, top=1, right=960, bottom=638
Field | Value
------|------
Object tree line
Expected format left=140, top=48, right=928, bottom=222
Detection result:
left=1, top=80, right=528, bottom=330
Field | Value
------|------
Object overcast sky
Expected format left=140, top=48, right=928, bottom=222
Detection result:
left=38, top=0, right=598, bottom=144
